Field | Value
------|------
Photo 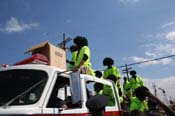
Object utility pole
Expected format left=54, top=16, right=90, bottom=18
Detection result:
left=57, top=33, right=72, bottom=51
left=122, top=64, right=132, bottom=80
left=63, top=33, right=66, bottom=51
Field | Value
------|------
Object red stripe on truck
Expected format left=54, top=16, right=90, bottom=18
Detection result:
left=0, top=111, right=122, bottom=116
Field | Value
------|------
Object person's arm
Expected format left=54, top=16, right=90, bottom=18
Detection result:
left=78, top=54, right=88, bottom=67
left=144, top=89, right=175, bottom=115
left=56, top=98, right=68, bottom=109
left=72, top=54, right=88, bottom=71
left=148, top=93, right=175, bottom=115
left=66, top=59, right=75, bottom=65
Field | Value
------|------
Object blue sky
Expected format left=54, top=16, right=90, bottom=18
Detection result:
left=0, top=0, right=175, bottom=100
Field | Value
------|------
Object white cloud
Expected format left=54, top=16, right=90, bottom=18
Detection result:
left=143, top=76, right=175, bottom=103
left=129, top=56, right=158, bottom=66
left=160, top=58, right=174, bottom=65
left=129, top=56, right=148, bottom=62
left=152, top=44, right=175, bottom=56
left=0, top=17, right=39, bottom=33
left=128, top=19, right=175, bottom=66
left=145, top=52, right=157, bottom=58
left=166, top=31, right=175, bottom=41
left=161, top=20, right=175, bottom=29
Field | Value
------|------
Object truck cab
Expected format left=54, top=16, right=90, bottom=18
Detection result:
left=0, top=64, right=122, bottom=116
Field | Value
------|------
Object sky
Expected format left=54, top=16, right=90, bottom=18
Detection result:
left=0, top=0, right=175, bottom=102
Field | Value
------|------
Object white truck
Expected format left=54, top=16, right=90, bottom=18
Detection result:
left=0, top=64, right=122, bottom=116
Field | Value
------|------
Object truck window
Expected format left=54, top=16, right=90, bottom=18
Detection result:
left=0, top=69, right=48, bottom=106
left=86, top=81, right=116, bottom=106
left=47, top=75, right=81, bottom=109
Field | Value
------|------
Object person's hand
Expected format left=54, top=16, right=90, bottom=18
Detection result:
left=72, top=67, right=78, bottom=72
left=71, top=66, right=79, bottom=72
left=61, top=104, right=68, bottom=109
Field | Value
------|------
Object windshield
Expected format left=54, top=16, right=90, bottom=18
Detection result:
left=0, top=69, right=48, bottom=106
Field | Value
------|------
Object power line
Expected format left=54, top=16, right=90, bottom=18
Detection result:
left=118, top=54, right=175, bottom=68
left=119, top=54, right=175, bottom=78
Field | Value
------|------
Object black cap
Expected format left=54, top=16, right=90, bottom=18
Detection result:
left=86, top=95, right=109, bottom=111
